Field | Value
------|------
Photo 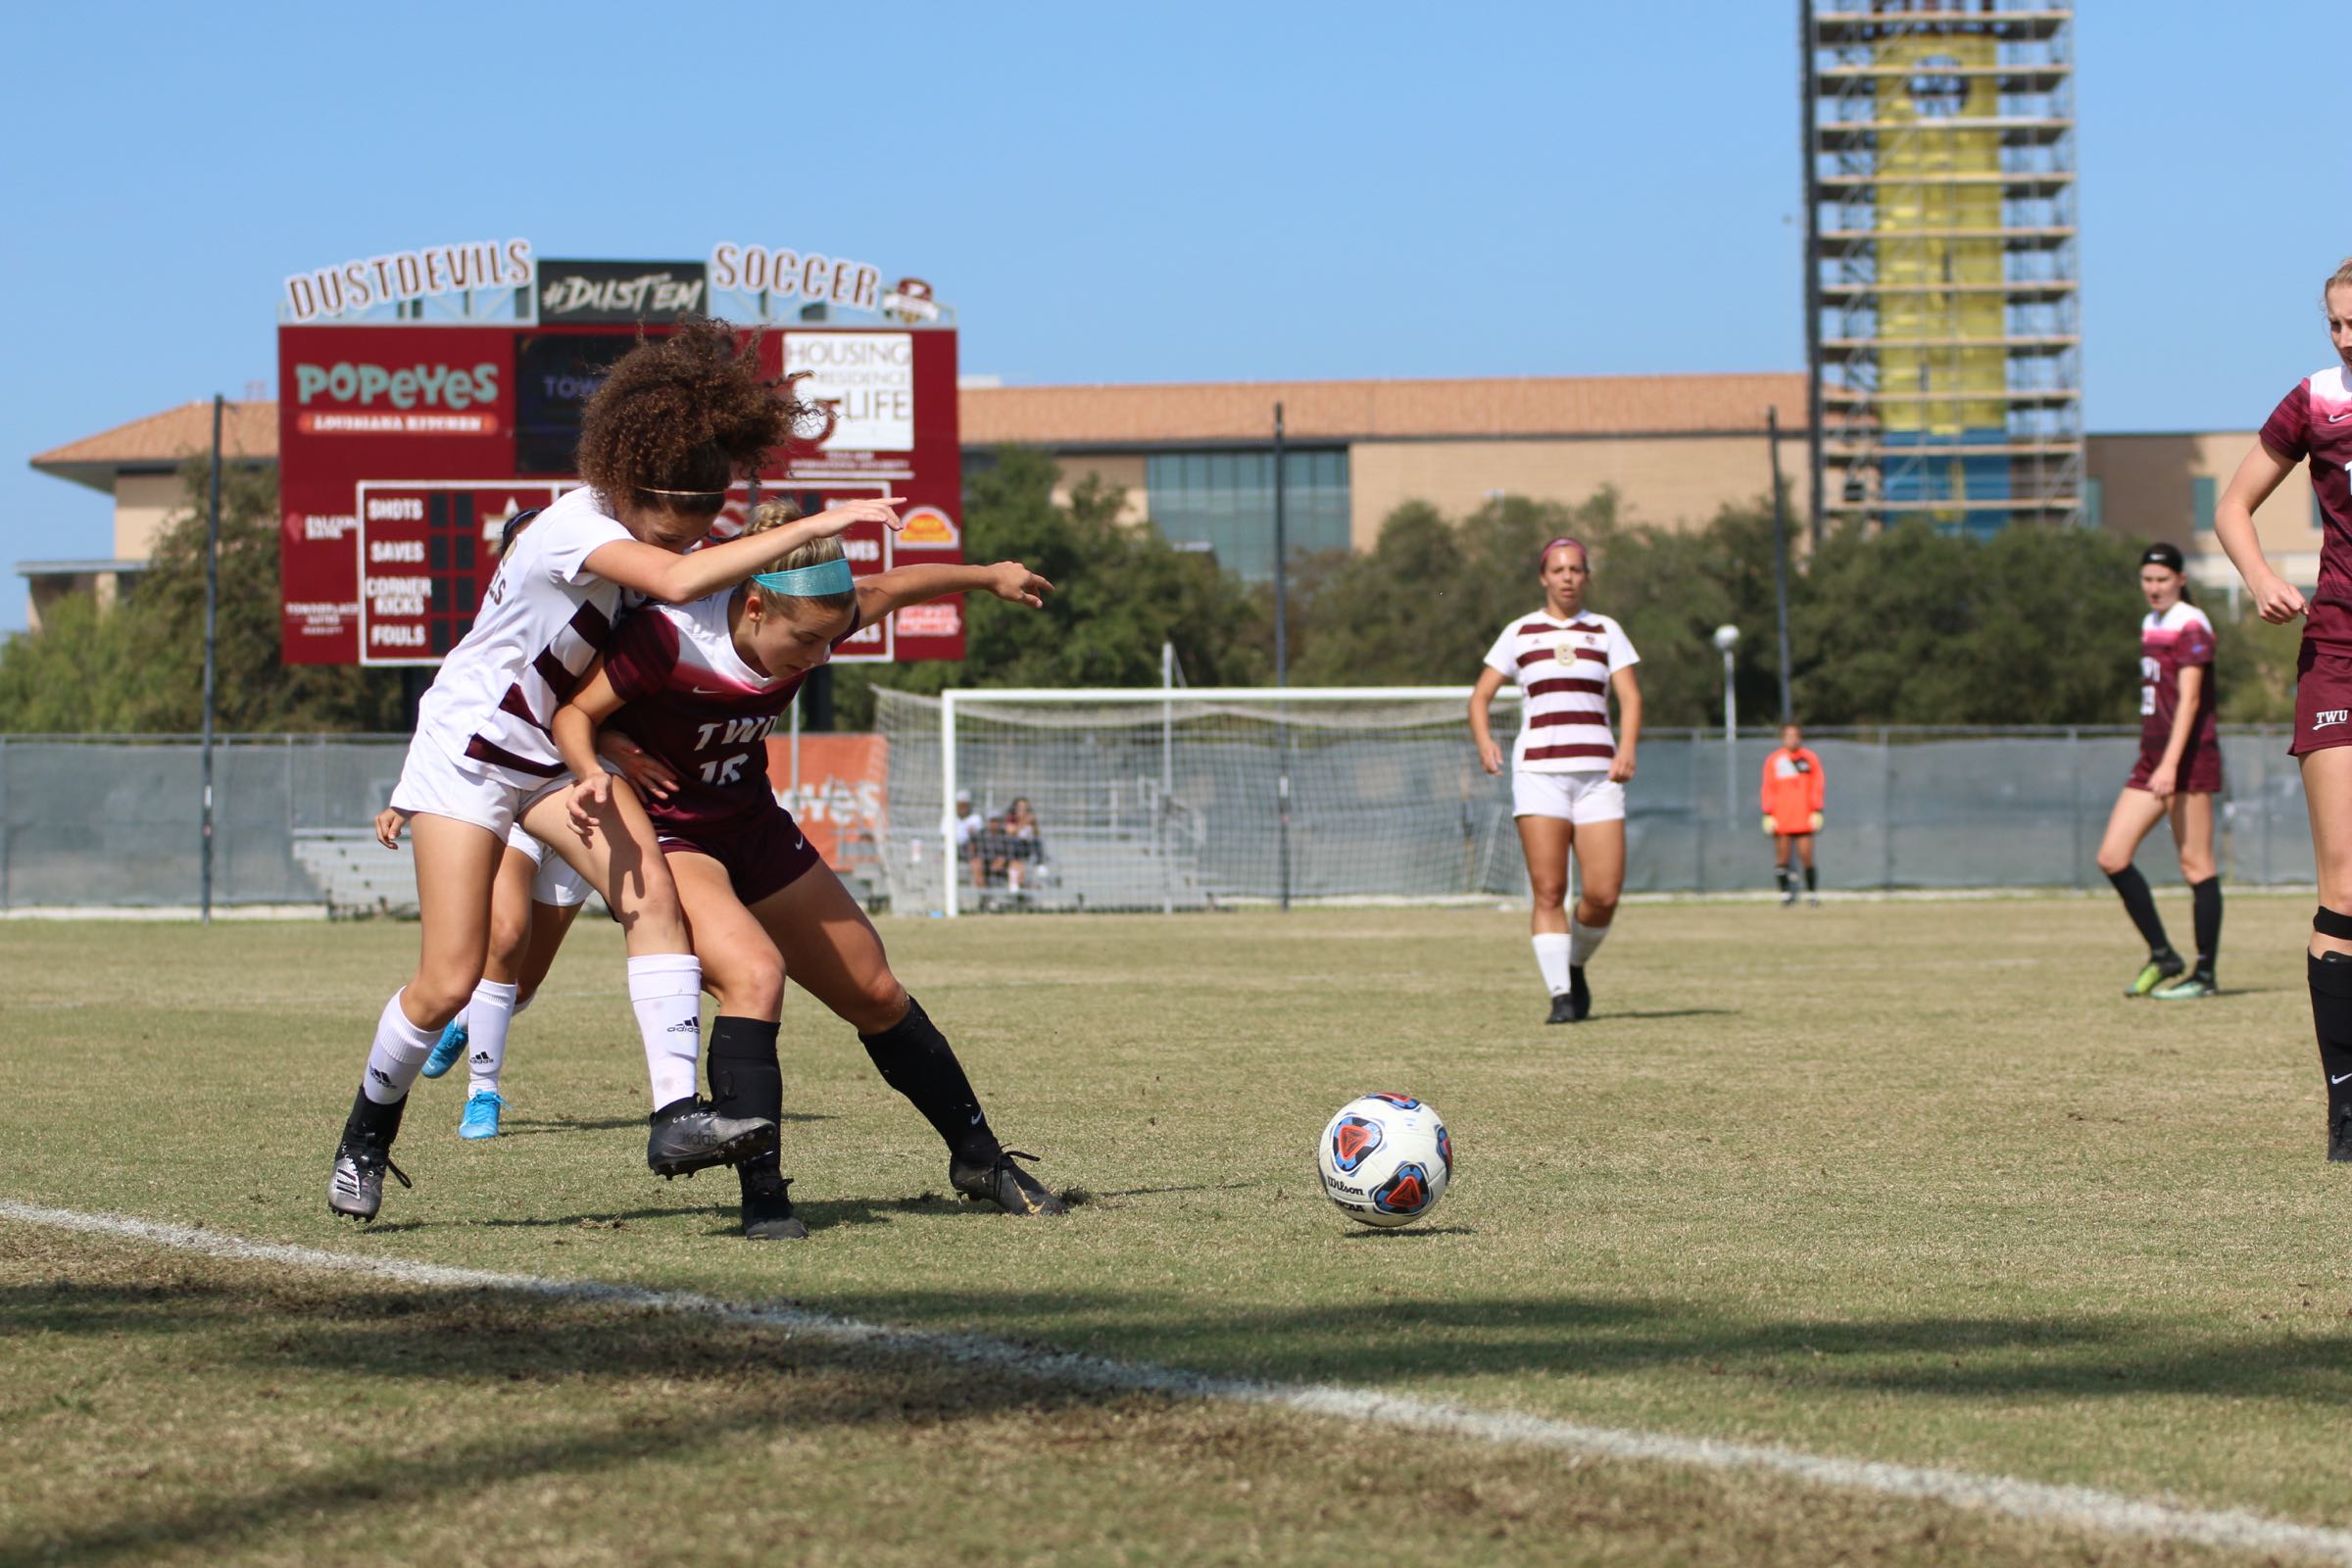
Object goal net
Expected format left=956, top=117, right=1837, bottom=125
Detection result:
left=872, top=686, right=1525, bottom=915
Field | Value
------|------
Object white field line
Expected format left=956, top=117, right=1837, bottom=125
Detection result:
left=7, top=1199, right=2350, bottom=1567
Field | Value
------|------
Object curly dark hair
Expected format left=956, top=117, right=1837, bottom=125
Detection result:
left=573, top=318, right=826, bottom=516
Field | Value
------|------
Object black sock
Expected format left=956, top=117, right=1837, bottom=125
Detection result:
left=2105, top=865, right=2173, bottom=956
left=1804, top=865, right=1818, bottom=894
left=1775, top=864, right=1789, bottom=894
left=708, top=1015, right=783, bottom=1185
left=860, top=996, right=999, bottom=1165
left=2310, top=953, right=2352, bottom=1114
left=343, top=1086, right=407, bottom=1148
left=2190, top=877, right=2221, bottom=975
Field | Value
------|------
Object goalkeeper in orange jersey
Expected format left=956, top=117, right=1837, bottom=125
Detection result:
left=1761, top=721, right=1825, bottom=906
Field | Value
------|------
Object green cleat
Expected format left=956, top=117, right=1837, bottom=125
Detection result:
left=2151, top=971, right=2218, bottom=1001
left=2125, top=952, right=2184, bottom=998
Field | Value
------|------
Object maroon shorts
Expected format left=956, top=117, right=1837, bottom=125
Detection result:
left=655, top=800, right=822, bottom=906
left=2127, top=733, right=2224, bottom=794
left=2292, top=643, right=2352, bottom=757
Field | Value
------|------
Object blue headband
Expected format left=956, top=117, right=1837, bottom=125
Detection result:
left=751, top=558, right=855, bottom=597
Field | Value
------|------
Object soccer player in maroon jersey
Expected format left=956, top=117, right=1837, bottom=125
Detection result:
left=2092, top=542, right=2225, bottom=1000
left=550, top=509, right=1064, bottom=1238
left=2213, top=257, right=2352, bottom=1159
left=323, top=325, right=905, bottom=1223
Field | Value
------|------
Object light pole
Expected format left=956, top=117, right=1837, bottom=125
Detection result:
left=1713, top=623, right=1740, bottom=822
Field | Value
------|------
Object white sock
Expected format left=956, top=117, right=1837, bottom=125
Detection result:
left=363, top=990, right=440, bottom=1106
left=1569, top=916, right=1611, bottom=969
left=1532, top=933, right=1571, bottom=997
left=629, top=954, right=704, bottom=1110
left=464, top=979, right=518, bottom=1098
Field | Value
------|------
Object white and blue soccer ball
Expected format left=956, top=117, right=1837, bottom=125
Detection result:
left=1316, top=1093, right=1451, bottom=1228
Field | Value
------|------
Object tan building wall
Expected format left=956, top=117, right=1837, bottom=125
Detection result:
left=1046, top=453, right=1150, bottom=526
left=1345, top=434, right=1812, bottom=549
left=111, top=471, right=186, bottom=561
left=2086, top=431, right=2321, bottom=590
left=25, top=569, right=124, bottom=634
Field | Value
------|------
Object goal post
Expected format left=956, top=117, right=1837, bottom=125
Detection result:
left=874, top=686, right=1522, bottom=917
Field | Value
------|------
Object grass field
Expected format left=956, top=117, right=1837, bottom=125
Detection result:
left=5, top=896, right=2351, bottom=1566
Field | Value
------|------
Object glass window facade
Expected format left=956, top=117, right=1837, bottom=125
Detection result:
left=1144, top=449, right=1349, bottom=581
left=2192, top=474, right=2217, bottom=533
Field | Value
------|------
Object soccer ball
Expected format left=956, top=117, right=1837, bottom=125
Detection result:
left=1316, top=1093, right=1451, bottom=1228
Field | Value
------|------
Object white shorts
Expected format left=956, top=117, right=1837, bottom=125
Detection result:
left=387, top=734, right=565, bottom=841
left=1512, top=768, right=1626, bottom=824
left=506, top=825, right=591, bottom=908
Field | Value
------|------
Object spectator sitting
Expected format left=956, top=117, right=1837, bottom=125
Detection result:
left=978, top=814, right=1015, bottom=890
left=954, top=789, right=988, bottom=887
left=1004, top=796, right=1043, bottom=891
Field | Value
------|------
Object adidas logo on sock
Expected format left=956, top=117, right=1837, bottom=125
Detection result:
left=666, top=1019, right=700, bottom=1034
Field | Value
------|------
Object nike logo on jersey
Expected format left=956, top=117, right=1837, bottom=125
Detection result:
left=2329, top=410, right=2352, bottom=422
left=2333, top=1071, right=2352, bottom=1086
left=690, top=685, right=732, bottom=697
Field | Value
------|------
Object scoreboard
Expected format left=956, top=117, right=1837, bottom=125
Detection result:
left=277, top=264, right=963, bottom=667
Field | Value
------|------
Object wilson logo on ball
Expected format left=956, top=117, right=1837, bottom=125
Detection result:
left=1330, top=1115, right=1386, bottom=1174
left=1372, top=1162, right=1433, bottom=1215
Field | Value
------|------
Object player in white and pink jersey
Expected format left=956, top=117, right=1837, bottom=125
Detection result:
left=1469, top=536, right=1643, bottom=1025
left=2213, top=257, right=2352, bottom=1160
left=2093, top=542, right=2225, bottom=1002
left=327, top=321, right=906, bottom=1222
left=549, top=511, right=1062, bottom=1239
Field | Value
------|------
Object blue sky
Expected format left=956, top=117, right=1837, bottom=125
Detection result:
left=1, top=0, right=2343, bottom=633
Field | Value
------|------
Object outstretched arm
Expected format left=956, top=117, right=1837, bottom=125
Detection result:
left=855, top=560, right=1053, bottom=624
left=584, top=497, right=906, bottom=606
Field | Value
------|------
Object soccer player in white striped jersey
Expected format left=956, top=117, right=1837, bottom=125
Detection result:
left=1470, top=537, right=1643, bottom=1024
left=324, top=321, right=905, bottom=1222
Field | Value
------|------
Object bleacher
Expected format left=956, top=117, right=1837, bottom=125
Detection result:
left=961, top=826, right=1210, bottom=913
left=290, top=828, right=419, bottom=917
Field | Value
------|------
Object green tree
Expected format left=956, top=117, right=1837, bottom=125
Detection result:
left=832, top=448, right=1272, bottom=727
left=0, top=593, right=167, bottom=730
left=1792, top=522, right=2144, bottom=726
left=2211, top=602, right=2299, bottom=724
left=0, top=455, right=409, bottom=733
left=1289, top=490, right=1789, bottom=728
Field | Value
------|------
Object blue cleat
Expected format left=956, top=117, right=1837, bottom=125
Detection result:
left=420, top=1018, right=468, bottom=1079
left=459, top=1090, right=504, bottom=1140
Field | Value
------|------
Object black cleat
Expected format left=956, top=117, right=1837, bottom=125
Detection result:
left=646, top=1097, right=776, bottom=1179
left=950, top=1149, right=1067, bottom=1215
left=739, top=1170, right=808, bottom=1241
left=1568, top=964, right=1592, bottom=1021
left=2331, top=1104, right=2352, bottom=1164
left=327, top=1136, right=410, bottom=1222
left=1545, top=992, right=1578, bottom=1025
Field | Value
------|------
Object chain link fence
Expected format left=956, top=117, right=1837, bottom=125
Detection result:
left=0, top=726, right=2314, bottom=911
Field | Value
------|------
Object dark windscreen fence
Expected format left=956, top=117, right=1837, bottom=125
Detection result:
left=0, top=736, right=410, bottom=910
left=0, top=723, right=2314, bottom=912
left=871, top=695, right=2316, bottom=914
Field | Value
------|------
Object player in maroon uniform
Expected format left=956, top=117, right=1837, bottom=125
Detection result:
left=2092, top=542, right=2225, bottom=1000
left=2214, top=257, right=2352, bottom=1158
left=551, top=510, right=1063, bottom=1238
